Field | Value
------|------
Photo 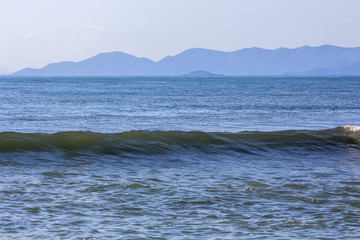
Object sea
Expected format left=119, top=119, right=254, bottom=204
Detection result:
left=0, top=76, right=359, bottom=239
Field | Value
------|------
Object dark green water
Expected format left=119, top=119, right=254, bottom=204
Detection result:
left=0, top=76, right=359, bottom=239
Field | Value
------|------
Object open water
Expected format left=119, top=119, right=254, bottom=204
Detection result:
left=0, top=76, right=359, bottom=239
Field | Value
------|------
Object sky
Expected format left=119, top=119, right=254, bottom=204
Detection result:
left=1, top=0, right=360, bottom=73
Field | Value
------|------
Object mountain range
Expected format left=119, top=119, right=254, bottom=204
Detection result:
left=12, top=45, right=360, bottom=76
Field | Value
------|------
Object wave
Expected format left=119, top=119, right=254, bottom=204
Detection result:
left=0, top=126, right=359, bottom=155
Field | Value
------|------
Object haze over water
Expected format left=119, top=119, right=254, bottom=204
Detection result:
left=0, top=76, right=360, bottom=239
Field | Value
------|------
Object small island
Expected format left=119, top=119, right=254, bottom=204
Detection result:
left=183, top=70, right=223, bottom=76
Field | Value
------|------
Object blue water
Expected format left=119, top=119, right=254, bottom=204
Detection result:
left=1, top=76, right=359, bottom=132
left=0, top=76, right=360, bottom=239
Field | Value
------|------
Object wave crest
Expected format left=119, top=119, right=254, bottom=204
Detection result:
left=0, top=127, right=358, bottom=154
left=340, top=125, right=360, bottom=139
left=341, top=125, right=360, bottom=132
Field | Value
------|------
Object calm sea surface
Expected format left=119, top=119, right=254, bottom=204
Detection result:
left=0, top=76, right=360, bottom=239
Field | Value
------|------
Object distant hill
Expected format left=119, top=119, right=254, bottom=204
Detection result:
left=298, top=60, right=360, bottom=75
left=183, top=70, right=222, bottom=76
left=12, top=45, right=360, bottom=76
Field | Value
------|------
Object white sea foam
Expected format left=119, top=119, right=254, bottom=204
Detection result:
left=341, top=125, right=360, bottom=132
left=341, top=125, right=360, bottom=141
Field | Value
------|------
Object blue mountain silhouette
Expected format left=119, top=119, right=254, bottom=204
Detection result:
left=12, top=45, right=360, bottom=76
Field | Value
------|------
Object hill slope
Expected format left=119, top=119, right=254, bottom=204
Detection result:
left=13, top=45, right=360, bottom=76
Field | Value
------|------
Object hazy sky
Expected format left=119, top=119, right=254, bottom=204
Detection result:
left=1, top=0, right=360, bottom=72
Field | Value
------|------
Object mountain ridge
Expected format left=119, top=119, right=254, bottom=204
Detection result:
left=12, top=45, right=360, bottom=76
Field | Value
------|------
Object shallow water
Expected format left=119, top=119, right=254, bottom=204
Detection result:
left=0, top=76, right=359, bottom=239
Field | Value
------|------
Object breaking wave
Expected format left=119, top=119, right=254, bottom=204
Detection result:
left=0, top=126, right=358, bottom=154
